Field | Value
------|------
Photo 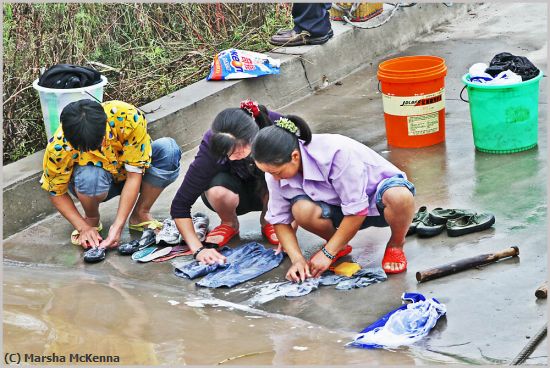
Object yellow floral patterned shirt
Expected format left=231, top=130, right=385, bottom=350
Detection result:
left=40, top=100, right=153, bottom=196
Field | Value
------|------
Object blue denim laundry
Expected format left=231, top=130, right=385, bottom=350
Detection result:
left=174, top=246, right=234, bottom=279
left=348, top=292, right=447, bottom=349
left=245, top=267, right=387, bottom=306
left=320, top=267, right=387, bottom=290
left=196, top=242, right=284, bottom=288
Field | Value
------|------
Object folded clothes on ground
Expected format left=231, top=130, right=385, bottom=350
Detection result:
left=348, top=292, right=446, bottom=349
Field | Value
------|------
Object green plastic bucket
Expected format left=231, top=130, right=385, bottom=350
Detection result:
left=461, top=70, right=543, bottom=153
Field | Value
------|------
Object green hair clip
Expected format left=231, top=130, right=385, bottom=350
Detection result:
left=275, top=118, right=299, bottom=135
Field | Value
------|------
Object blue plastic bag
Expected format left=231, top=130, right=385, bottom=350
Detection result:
left=348, top=292, right=446, bottom=349
left=207, top=49, right=280, bottom=81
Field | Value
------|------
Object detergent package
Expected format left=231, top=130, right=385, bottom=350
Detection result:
left=207, top=49, right=280, bottom=81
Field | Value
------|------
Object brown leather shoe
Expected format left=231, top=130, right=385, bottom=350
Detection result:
left=269, top=29, right=333, bottom=46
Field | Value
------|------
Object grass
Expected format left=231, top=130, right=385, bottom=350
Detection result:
left=2, top=3, right=293, bottom=164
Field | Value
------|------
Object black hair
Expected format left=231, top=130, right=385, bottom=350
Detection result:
left=254, top=104, right=272, bottom=129
left=60, top=99, right=107, bottom=151
left=209, top=105, right=274, bottom=159
left=251, top=114, right=312, bottom=165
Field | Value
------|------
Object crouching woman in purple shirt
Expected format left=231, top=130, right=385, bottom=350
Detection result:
left=252, top=116, right=416, bottom=281
left=170, top=101, right=282, bottom=265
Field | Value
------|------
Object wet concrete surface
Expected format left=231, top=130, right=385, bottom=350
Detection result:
left=3, top=3, right=548, bottom=365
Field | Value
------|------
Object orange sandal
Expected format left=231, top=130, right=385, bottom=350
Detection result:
left=261, top=224, right=279, bottom=245
left=382, top=247, right=408, bottom=274
left=206, top=224, right=239, bottom=247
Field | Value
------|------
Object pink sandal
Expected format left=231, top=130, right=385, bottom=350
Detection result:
left=382, top=247, right=408, bottom=274
left=206, top=224, right=239, bottom=247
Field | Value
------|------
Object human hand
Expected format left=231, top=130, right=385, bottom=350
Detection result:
left=286, top=258, right=312, bottom=283
left=98, top=224, right=123, bottom=249
left=308, top=249, right=333, bottom=278
left=78, top=226, right=103, bottom=249
left=196, top=248, right=227, bottom=265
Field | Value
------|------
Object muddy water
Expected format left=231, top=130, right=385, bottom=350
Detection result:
left=4, top=263, right=443, bottom=365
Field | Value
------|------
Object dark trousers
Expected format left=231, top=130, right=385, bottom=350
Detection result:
left=292, top=3, right=333, bottom=37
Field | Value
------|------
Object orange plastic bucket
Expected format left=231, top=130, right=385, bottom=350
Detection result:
left=377, top=56, right=447, bottom=148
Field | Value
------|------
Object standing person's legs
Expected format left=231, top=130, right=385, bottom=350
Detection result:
left=292, top=2, right=333, bottom=37
left=129, top=137, right=182, bottom=227
left=270, top=3, right=333, bottom=46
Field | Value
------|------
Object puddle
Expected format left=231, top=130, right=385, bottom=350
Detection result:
left=3, top=264, right=419, bottom=365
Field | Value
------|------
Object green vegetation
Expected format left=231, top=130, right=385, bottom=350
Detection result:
left=2, top=3, right=293, bottom=163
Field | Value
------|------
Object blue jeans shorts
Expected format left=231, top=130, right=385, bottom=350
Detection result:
left=290, top=174, right=416, bottom=230
left=68, top=137, right=182, bottom=202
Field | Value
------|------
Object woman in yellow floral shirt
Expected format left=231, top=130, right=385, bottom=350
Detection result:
left=41, top=99, right=181, bottom=249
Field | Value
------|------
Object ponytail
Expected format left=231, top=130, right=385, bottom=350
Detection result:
left=240, top=99, right=273, bottom=129
left=251, top=115, right=312, bottom=165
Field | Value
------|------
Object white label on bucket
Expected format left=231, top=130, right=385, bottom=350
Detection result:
left=407, top=112, right=439, bottom=136
left=383, top=88, right=445, bottom=116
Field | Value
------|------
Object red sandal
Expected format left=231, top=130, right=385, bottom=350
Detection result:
left=382, top=247, right=408, bottom=274
left=261, top=224, right=279, bottom=246
left=206, top=224, right=239, bottom=247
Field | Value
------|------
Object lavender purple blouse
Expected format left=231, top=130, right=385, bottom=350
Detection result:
left=264, top=134, right=406, bottom=225
left=170, top=110, right=283, bottom=219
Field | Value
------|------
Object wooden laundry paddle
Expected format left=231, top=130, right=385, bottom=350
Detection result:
left=535, top=282, right=547, bottom=299
left=416, top=246, right=519, bottom=283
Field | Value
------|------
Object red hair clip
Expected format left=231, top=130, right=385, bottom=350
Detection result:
left=240, top=99, right=260, bottom=118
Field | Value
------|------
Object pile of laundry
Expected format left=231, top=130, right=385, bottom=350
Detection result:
left=468, top=52, right=540, bottom=85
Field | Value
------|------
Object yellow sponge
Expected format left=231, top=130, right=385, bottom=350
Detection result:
left=333, top=262, right=361, bottom=277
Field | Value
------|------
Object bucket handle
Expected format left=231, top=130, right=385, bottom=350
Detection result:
left=459, top=85, right=469, bottom=103
left=377, top=81, right=382, bottom=93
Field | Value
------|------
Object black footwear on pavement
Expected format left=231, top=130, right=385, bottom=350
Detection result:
left=429, top=207, right=476, bottom=225
left=407, top=206, right=429, bottom=236
left=83, top=247, right=106, bottom=263
left=415, top=214, right=446, bottom=238
left=118, top=228, right=157, bottom=255
left=446, top=213, right=496, bottom=237
left=269, top=29, right=334, bottom=46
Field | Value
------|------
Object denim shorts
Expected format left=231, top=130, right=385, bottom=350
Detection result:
left=290, top=174, right=416, bottom=230
left=68, top=137, right=182, bottom=202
